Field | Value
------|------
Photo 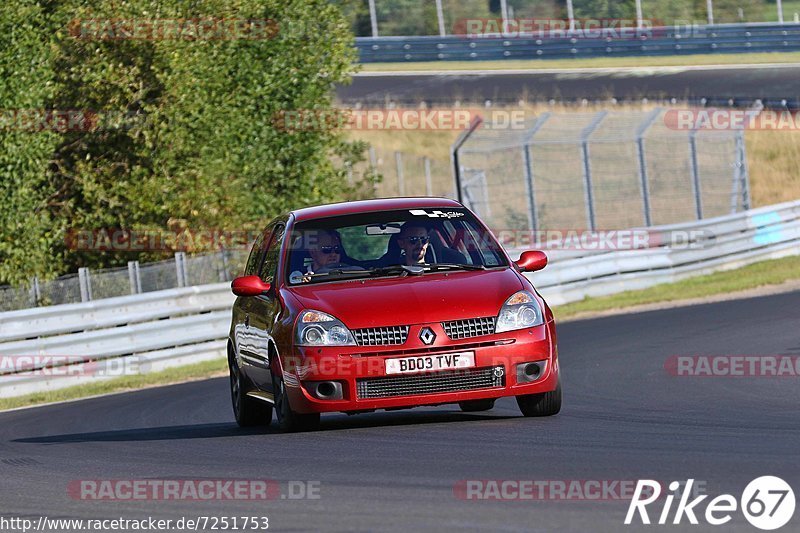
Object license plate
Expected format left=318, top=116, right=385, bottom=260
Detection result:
left=385, top=351, right=475, bottom=375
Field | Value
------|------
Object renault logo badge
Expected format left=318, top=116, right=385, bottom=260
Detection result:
left=419, top=327, right=436, bottom=345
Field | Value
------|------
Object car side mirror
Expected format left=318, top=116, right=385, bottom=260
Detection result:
left=515, top=250, right=548, bottom=272
left=231, top=275, right=271, bottom=297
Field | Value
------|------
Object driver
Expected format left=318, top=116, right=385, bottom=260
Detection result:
left=397, top=222, right=430, bottom=265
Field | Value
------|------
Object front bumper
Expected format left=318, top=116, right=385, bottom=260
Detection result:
left=280, top=321, right=559, bottom=414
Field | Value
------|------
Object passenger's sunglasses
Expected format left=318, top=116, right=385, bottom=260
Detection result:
left=404, top=236, right=430, bottom=245
left=319, top=245, right=342, bottom=254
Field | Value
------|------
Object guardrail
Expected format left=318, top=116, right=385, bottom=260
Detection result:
left=356, top=23, right=800, bottom=62
left=1, top=200, right=799, bottom=399
left=511, top=199, right=800, bottom=305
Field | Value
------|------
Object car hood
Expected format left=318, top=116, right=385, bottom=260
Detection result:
left=286, top=267, right=525, bottom=329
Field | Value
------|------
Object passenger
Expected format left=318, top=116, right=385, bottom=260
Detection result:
left=290, top=230, right=360, bottom=283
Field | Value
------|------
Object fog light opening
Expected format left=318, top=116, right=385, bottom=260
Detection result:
left=315, top=381, right=337, bottom=399
left=523, top=362, right=541, bottom=380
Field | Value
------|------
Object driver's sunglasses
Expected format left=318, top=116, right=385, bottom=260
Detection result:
left=320, top=245, right=342, bottom=254
left=405, top=236, right=430, bottom=245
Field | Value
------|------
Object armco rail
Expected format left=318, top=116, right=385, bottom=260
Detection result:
left=1, top=200, right=799, bottom=398
left=356, top=23, right=800, bottom=62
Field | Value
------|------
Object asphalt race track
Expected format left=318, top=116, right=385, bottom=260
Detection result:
left=1, top=290, right=799, bottom=532
left=338, top=64, right=800, bottom=107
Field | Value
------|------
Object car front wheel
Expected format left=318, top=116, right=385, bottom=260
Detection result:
left=229, top=355, right=272, bottom=427
left=272, top=371, right=320, bottom=432
left=516, top=379, right=561, bottom=417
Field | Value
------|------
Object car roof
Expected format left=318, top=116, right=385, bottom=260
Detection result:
left=290, top=197, right=464, bottom=223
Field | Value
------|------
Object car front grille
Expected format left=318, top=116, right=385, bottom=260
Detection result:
left=356, top=366, right=505, bottom=399
left=352, top=325, right=410, bottom=346
left=442, top=317, right=496, bottom=340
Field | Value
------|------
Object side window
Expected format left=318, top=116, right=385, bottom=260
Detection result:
left=258, top=224, right=286, bottom=284
left=244, top=231, right=268, bottom=276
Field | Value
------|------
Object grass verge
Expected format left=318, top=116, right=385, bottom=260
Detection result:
left=554, top=254, right=800, bottom=319
left=4, top=255, right=800, bottom=410
left=0, top=358, right=227, bottom=412
left=359, top=51, right=800, bottom=72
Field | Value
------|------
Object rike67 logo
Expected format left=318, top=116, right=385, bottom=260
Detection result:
left=625, top=477, right=795, bottom=530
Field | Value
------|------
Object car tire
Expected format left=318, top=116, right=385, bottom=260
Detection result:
left=229, top=354, right=273, bottom=427
left=458, top=399, right=495, bottom=412
left=516, top=380, right=562, bottom=417
left=272, top=371, right=320, bottom=432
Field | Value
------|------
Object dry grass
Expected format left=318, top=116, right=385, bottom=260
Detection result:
left=346, top=103, right=800, bottom=207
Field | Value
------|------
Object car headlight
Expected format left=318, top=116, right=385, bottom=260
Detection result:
left=495, top=291, right=544, bottom=333
left=295, top=310, right=357, bottom=346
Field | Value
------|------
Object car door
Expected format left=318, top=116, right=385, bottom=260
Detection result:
left=247, top=222, right=286, bottom=389
left=233, top=228, right=271, bottom=382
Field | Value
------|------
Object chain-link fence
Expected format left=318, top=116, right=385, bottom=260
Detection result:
left=353, top=0, right=800, bottom=37
left=368, top=147, right=457, bottom=199
left=455, top=109, right=749, bottom=232
left=0, top=249, right=249, bottom=313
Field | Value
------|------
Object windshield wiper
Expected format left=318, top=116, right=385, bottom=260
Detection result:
left=291, top=269, right=369, bottom=283
left=424, top=263, right=487, bottom=272
left=368, top=264, right=425, bottom=277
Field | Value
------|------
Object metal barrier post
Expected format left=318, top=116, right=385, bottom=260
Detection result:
left=128, top=261, right=141, bottom=294
left=78, top=267, right=93, bottom=302
left=175, top=252, right=188, bottom=288
left=778, top=0, right=785, bottom=23
left=580, top=111, right=608, bottom=231
left=636, top=108, right=662, bottom=226
left=689, top=131, right=704, bottom=219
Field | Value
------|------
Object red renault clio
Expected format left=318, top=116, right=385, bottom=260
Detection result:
left=228, top=198, right=560, bottom=431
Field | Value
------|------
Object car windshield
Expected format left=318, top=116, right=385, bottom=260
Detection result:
left=286, top=207, right=508, bottom=285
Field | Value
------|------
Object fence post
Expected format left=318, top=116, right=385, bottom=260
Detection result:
left=175, top=252, right=188, bottom=288
left=706, top=0, right=714, bottom=25
left=29, top=276, right=41, bottom=307
left=520, top=113, right=551, bottom=234
left=368, top=146, right=378, bottom=197
left=451, top=116, right=484, bottom=204
left=78, top=267, right=92, bottom=302
left=219, top=248, right=230, bottom=282
left=735, top=130, right=751, bottom=210
left=127, top=261, right=142, bottom=294
left=423, top=157, right=433, bottom=196
left=435, top=0, right=446, bottom=36
left=689, top=131, right=704, bottom=220
left=636, top=108, right=662, bottom=226
left=580, top=111, right=608, bottom=231
left=368, top=0, right=378, bottom=37
left=395, top=151, right=405, bottom=196
left=777, top=0, right=784, bottom=23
